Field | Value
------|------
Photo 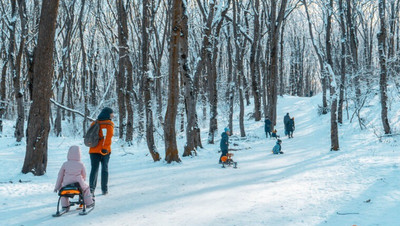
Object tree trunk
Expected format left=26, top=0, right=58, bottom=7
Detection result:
left=116, top=0, right=128, bottom=140
left=338, top=0, right=346, bottom=124
left=250, top=0, right=261, bottom=121
left=346, top=0, right=361, bottom=102
left=164, top=0, right=182, bottom=163
left=233, top=0, right=246, bottom=137
left=181, top=1, right=200, bottom=157
left=143, top=0, right=160, bottom=161
left=378, top=0, right=391, bottom=134
left=79, top=0, right=89, bottom=135
left=22, top=0, right=60, bottom=175
left=0, top=26, right=8, bottom=134
left=326, top=0, right=339, bottom=151
left=267, top=0, right=288, bottom=127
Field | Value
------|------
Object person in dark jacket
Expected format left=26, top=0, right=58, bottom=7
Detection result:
left=272, top=139, right=284, bottom=154
left=286, top=117, right=295, bottom=138
left=219, top=127, right=230, bottom=163
left=283, top=113, right=290, bottom=136
left=264, top=117, right=272, bottom=138
left=89, top=107, right=114, bottom=196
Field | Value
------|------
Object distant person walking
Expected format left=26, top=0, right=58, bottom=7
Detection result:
left=286, top=117, right=295, bottom=138
left=264, top=117, right=272, bottom=138
left=89, top=107, right=114, bottom=196
left=219, top=127, right=230, bottom=164
left=283, top=113, right=290, bottom=136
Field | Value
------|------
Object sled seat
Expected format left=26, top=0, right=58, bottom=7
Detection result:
left=58, top=183, right=82, bottom=198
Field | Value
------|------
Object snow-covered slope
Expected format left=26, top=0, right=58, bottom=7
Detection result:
left=1, top=94, right=399, bottom=226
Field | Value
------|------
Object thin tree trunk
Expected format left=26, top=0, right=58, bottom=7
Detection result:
left=22, top=0, right=60, bottom=175
left=346, top=0, right=361, bottom=102
left=250, top=0, right=261, bottom=121
left=326, top=0, right=339, bottom=151
left=79, top=0, right=89, bottom=135
left=378, top=0, right=391, bottom=134
left=143, top=0, right=160, bottom=161
left=267, top=0, right=288, bottom=127
left=233, top=0, right=246, bottom=137
left=338, top=0, right=346, bottom=124
left=116, top=0, right=128, bottom=140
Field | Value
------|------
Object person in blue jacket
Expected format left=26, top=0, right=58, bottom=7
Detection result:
left=264, top=117, right=272, bottom=138
left=219, top=127, right=231, bottom=163
left=272, top=139, right=284, bottom=154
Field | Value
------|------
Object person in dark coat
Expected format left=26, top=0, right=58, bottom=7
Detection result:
left=264, top=117, right=272, bottom=138
left=219, top=127, right=230, bottom=163
left=286, top=117, right=295, bottom=138
left=272, top=139, right=284, bottom=154
left=283, top=113, right=290, bottom=136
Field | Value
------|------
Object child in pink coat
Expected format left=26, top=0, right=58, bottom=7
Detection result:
left=54, top=145, right=94, bottom=210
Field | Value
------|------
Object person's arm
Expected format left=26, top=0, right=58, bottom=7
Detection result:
left=54, top=164, right=65, bottom=192
left=103, top=123, right=114, bottom=151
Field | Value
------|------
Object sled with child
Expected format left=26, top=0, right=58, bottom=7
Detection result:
left=220, top=152, right=238, bottom=168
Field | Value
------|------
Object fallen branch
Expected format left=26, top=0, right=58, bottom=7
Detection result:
left=50, top=98, right=95, bottom=121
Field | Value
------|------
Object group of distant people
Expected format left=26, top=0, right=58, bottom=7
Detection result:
left=264, top=113, right=295, bottom=140
left=219, top=112, right=296, bottom=162
left=265, top=113, right=295, bottom=155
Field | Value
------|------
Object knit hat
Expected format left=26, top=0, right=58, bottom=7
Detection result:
left=224, top=127, right=230, bottom=133
left=97, top=107, right=114, bottom=120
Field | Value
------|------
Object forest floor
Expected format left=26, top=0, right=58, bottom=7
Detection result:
left=1, top=93, right=400, bottom=226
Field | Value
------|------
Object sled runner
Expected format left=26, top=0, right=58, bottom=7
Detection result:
left=221, top=152, right=237, bottom=168
left=53, top=183, right=94, bottom=217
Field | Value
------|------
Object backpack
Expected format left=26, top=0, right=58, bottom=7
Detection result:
left=84, top=121, right=101, bottom=147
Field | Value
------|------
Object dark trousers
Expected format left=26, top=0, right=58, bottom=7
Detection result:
left=89, top=153, right=110, bottom=193
left=265, top=131, right=272, bottom=138
left=219, top=149, right=228, bottom=163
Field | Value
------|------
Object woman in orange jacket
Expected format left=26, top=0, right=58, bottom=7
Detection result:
left=89, top=107, right=114, bottom=196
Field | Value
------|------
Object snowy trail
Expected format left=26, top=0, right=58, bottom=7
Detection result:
left=1, top=95, right=400, bottom=225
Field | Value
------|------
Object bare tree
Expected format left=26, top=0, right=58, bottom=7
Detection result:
left=164, top=0, right=182, bottom=163
left=377, top=0, right=391, bottom=134
left=266, top=0, right=289, bottom=127
left=142, top=0, right=160, bottom=161
left=250, top=0, right=262, bottom=121
left=22, top=0, right=60, bottom=175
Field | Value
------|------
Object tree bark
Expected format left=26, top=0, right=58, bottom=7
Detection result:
left=377, top=0, right=391, bottom=134
left=143, top=0, right=160, bottom=161
left=164, top=0, right=182, bottom=163
left=250, top=0, right=261, bottom=121
left=116, top=0, right=128, bottom=140
left=267, top=0, right=288, bottom=127
left=338, top=0, right=346, bottom=124
left=22, top=0, right=60, bottom=175
left=326, top=0, right=339, bottom=151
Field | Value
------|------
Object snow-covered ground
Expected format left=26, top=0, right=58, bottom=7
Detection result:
left=1, top=94, right=400, bottom=226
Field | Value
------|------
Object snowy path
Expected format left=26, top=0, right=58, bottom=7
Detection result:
left=1, top=95, right=400, bottom=225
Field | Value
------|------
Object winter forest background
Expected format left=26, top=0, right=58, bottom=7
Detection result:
left=0, top=0, right=399, bottom=176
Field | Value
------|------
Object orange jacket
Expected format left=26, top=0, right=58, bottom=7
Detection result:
left=89, top=120, right=114, bottom=155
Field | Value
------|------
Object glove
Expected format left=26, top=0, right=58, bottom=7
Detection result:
left=101, top=149, right=109, bottom=155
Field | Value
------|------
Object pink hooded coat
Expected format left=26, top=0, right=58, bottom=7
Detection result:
left=54, top=146, right=93, bottom=207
